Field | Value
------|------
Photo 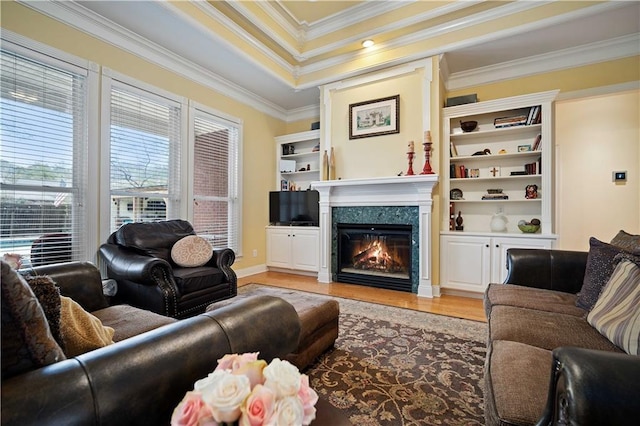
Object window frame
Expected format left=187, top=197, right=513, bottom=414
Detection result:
left=0, top=33, right=99, bottom=265
left=99, top=68, right=189, bottom=242
left=187, top=101, right=243, bottom=256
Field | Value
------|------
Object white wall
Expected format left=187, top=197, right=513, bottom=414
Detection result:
left=555, top=89, right=640, bottom=250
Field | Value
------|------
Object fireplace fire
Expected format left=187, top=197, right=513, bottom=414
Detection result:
left=336, top=223, right=412, bottom=292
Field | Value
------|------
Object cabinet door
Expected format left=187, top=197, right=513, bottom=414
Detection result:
left=491, top=237, right=553, bottom=283
left=266, top=228, right=292, bottom=268
left=440, top=235, right=491, bottom=292
left=291, top=229, right=319, bottom=272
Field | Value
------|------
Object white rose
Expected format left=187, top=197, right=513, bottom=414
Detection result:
left=195, top=369, right=251, bottom=423
left=263, top=358, right=301, bottom=398
left=267, top=396, right=305, bottom=426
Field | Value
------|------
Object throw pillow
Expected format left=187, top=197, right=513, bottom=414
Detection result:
left=576, top=237, right=638, bottom=311
left=171, top=235, right=213, bottom=268
left=24, top=275, right=65, bottom=352
left=587, top=257, right=640, bottom=355
left=610, top=230, right=640, bottom=252
left=1, top=260, right=66, bottom=380
left=60, top=296, right=115, bottom=357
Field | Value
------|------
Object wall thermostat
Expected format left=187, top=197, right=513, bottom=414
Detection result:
left=613, top=171, right=627, bottom=182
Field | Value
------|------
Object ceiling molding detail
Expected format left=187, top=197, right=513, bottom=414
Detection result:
left=17, top=0, right=292, bottom=120
left=447, top=34, right=640, bottom=91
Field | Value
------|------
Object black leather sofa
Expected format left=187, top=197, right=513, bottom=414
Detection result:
left=1, top=261, right=300, bottom=425
left=484, top=248, right=640, bottom=426
left=99, top=219, right=237, bottom=318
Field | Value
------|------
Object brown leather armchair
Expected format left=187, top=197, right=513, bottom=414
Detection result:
left=99, top=219, right=237, bottom=318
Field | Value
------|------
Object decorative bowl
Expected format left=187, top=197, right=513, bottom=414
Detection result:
left=460, top=120, right=478, bottom=132
left=518, top=223, right=540, bottom=233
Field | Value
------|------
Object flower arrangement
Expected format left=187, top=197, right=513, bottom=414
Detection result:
left=171, top=353, right=318, bottom=426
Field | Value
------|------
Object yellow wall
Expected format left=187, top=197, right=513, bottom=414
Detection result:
left=446, top=57, right=640, bottom=103
left=1, top=1, right=286, bottom=271
left=555, top=90, right=640, bottom=250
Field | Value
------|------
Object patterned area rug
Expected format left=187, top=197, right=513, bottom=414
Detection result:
left=242, top=284, right=487, bottom=425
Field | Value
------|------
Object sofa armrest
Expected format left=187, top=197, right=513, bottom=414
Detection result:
left=210, top=248, right=237, bottom=286
left=505, top=249, right=588, bottom=293
left=29, top=261, right=109, bottom=312
left=99, top=243, right=174, bottom=286
left=1, top=295, right=301, bottom=425
left=536, top=347, right=640, bottom=426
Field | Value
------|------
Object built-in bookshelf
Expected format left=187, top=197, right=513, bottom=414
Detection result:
left=275, top=130, right=320, bottom=191
left=440, top=90, right=559, bottom=293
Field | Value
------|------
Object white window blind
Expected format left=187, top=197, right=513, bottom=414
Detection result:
left=192, top=109, right=240, bottom=253
left=108, top=83, right=181, bottom=231
left=0, top=48, right=88, bottom=268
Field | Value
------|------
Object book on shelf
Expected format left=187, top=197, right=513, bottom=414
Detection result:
left=450, top=141, right=458, bottom=157
left=525, top=162, right=537, bottom=175
left=532, top=134, right=542, bottom=150
left=526, top=106, right=541, bottom=125
left=482, top=194, right=509, bottom=200
left=494, top=114, right=527, bottom=128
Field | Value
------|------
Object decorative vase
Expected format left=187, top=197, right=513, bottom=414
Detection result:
left=329, top=147, right=336, bottom=180
left=490, top=213, right=508, bottom=232
left=322, top=150, right=328, bottom=180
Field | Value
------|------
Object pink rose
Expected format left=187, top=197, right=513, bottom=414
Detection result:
left=170, top=391, right=217, bottom=426
left=240, top=384, right=276, bottom=426
left=234, top=359, right=267, bottom=388
left=216, top=352, right=259, bottom=372
left=297, top=375, right=318, bottom=425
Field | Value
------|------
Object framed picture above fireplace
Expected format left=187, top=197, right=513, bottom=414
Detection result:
left=349, top=95, right=400, bottom=139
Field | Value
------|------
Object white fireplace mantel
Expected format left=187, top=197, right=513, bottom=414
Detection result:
left=311, top=175, right=439, bottom=297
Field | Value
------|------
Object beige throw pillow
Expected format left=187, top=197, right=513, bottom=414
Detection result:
left=587, top=258, right=640, bottom=355
left=60, top=296, right=115, bottom=357
left=171, top=235, right=213, bottom=267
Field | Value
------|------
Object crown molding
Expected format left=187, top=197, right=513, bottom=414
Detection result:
left=187, top=1, right=295, bottom=80
left=16, top=0, right=294, bottom=120
left=447, top=33, right=640, bottom=91
left=297, top=0, right=542, bottom=77
left=556, top=81, right=640, bottom=101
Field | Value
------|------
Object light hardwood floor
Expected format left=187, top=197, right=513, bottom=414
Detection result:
left=239, top=271, right=487, bottom=323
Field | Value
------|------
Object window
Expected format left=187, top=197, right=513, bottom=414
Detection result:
left=190, top=105, right=241, bottom=254
left=105, top=76, right=183, bottom=232
left=0, top=47, right=89, bottom=267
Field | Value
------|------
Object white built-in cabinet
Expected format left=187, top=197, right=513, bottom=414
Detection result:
left=440, top=234, right=553, bottom=293
left=266, top=226, right=319, bottom=273
left=275, top=130, right=321, bottom=191
left=440, top=90, right=559, bottom=293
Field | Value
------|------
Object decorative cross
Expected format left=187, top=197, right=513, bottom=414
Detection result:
left=490, top=167, right=499, bottom=177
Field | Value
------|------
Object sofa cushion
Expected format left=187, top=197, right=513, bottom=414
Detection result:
left=484, top=283, right=584, bottom=319
left=115, top=219, right=195, bottom=262
left=587, top=257, right=640, bottom=355
left=576, top=237, right=639, bottom=311
left=610, top=230, right=640, bottom=252
left=60, top=296, right=115, bottom=357
left=171, top=235, right=213, bottom=268
left=93, top=304, right=176, bottom=341
left=23, top=274, right=65, bottom=351
left=1, top=261, right=66, bottom=379
left=173, top=266, right=225, bottom=293
left=489, top=305, right=622, bottom=353
left=484, top=340, right=552, bottom=426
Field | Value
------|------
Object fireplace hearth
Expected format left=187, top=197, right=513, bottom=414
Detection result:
left=336, top=223, right=412, bottom=292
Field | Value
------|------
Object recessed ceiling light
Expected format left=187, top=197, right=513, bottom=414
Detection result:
left=362, top=39, right=374, bottom=48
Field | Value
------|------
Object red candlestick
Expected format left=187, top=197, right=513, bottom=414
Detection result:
left=421, top=130, right=435, bottom=175
left=406, top=151, right=415, bottom=175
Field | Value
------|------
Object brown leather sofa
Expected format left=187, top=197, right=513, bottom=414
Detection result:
left=99, top=219, right=237, bottom=318
left=1, top=261, right=300, bottom=425
left=484, top=248, right=640, bottom=426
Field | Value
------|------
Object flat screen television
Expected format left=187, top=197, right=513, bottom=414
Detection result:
left=269, top=190, right=319, bottom=226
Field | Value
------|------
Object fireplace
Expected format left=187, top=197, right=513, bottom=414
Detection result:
left=336, top=223, right=412, bottom=292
